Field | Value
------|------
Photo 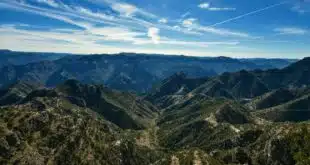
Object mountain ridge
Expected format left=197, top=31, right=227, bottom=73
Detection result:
left=0, top=50, right=297, bottom=92
left=145, top=57, right=310, bottom=113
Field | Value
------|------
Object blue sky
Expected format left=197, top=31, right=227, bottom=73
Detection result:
left=0, top=0, right=309, bottom=58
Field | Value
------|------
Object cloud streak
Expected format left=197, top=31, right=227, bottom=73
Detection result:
left=210, top=1, right=287, bottom=27
left=274, top=27, right=308, bottom=35
left=198, top=2, right=236, bottom=11
left=90, top=0, right=158, bottom=19
left=181, top=18, right=250, bottom=38
left=159, top=18, right=167, bottom=23
left=36, top=0, right=59, bottom=8
left=111, top=3, right=137, bottom=17
left=0, top=24, right=239, bottom=50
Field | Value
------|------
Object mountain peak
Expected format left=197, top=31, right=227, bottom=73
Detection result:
left=284, top=56, right=310, bottom=70
left=61, top=79, right=83, bottom=87
left=216, top=56, right=233, bottom=60
left=165, top=72, right=187, bottom=82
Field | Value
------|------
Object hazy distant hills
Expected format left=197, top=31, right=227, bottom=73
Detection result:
left=0, top=50, right=296, bottom=93
left=253, top=57, right=310, bottom=90
left=0, top=50, right=69, bottom=68
left=239, top=58, right=297, bottom=69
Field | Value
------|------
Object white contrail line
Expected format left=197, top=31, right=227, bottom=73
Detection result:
left=210, top=1, right=288, bottom=27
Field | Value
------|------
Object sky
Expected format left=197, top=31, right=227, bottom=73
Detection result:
left=0, top=0, right=309, bottom=58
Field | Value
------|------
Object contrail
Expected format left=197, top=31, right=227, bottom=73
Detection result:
left=210, top=1, right=288, bottom=27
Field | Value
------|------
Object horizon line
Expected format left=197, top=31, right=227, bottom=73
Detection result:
left=0, top=49, right=302, bottom=60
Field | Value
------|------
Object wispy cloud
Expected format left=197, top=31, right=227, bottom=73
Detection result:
left=210, top=1, right=287, bottom=27
left=181, top=18, right=250, bottom=37
left=87, top=0, right=249, bottom=38
left=1, top=2, right=95, bottom=29
left=182, top=18, right=197, bottom=27
left=159, top=40, right=239, bottom=47
left=132, top=37, right=239, bottom=48
left=0, top=24, right=239, bottom=50
left=291, top=0, right=310, bottom=14
left=207, top=7, right=236, bottom=11
left=75, top=7, right=115, bottom=22
left=198, top=2, right=235, bottom=11
left=36, top=0, right=59, bottom=8
left=197, top=26, right=250, bottom=38
left=181, top=12, right=190, bottom=18
left=91, top=0, right=157, bottom=19
left=158, top=18, right=168, bottom=24
left=3, top=25, right=296, bottom=58
left=274, top=27, right=308, bottom=35
left=198, top=3, right=210, bottom=9
left=111, top=3, right=137, bottom=17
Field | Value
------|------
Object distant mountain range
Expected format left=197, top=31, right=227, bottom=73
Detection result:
left=0, top=50, right=297, bottom=93
left=0, top=50, right=69, bottom=68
